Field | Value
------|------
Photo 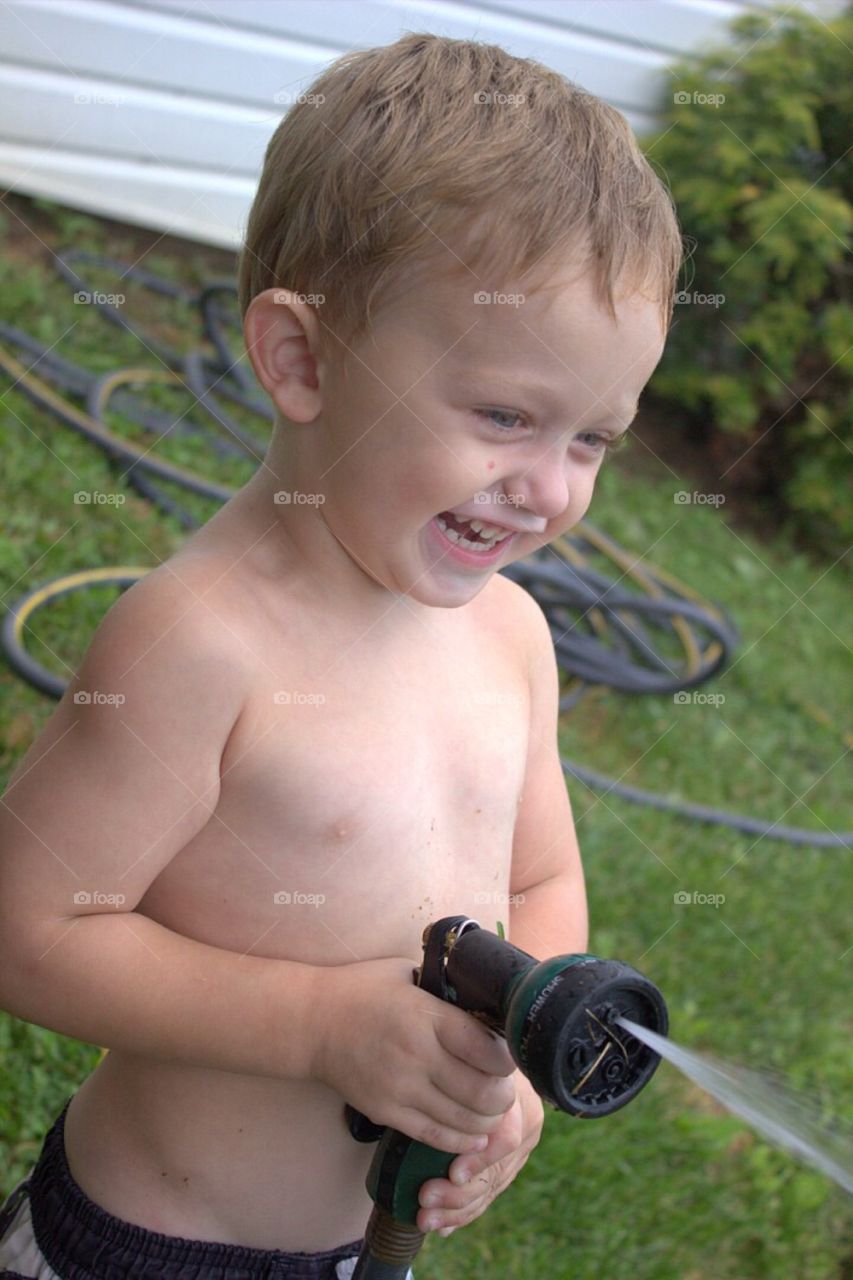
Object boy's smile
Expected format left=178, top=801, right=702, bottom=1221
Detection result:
left=244, top=259, right=668, bottom=614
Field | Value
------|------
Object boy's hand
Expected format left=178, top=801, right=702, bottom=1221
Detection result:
left=311, top=957, right=517, bottom=1155
left=416, top=1072, right=545, bottom=1236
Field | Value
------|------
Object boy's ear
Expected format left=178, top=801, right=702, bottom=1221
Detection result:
left=242, top=289, right=324, bottom=423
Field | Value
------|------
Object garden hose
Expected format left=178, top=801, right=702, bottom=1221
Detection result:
left=559, top=758, right=850, bottom=847
left=52, top=247, right=201, bottom=369
left=2, top=568, right=149, bottom=699
left=0, top=252, right=848, bottom=850
left=0, top=343, right=234, bottom=501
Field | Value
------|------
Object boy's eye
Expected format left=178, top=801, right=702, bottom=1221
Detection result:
left=574, top=430, right=627, bottom=454
left=474, top=407, right=629, bottom=453
left=474, top=408, right=526, bottom=432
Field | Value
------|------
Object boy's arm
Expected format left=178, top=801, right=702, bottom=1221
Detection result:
left=411, top=587, right=586, bottom=1231
left=506, top=585, right=588, bottom=962
left=0, top=573, right=321, bottom=1080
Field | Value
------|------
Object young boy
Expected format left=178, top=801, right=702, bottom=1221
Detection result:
left=0, top=31, right=681, bottom=1280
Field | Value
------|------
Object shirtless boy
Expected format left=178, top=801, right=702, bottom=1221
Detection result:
left=0, top=31, right=681, bottom=1280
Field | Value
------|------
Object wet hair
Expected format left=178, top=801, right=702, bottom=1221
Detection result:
left=238, top=31, right=683, bottom=356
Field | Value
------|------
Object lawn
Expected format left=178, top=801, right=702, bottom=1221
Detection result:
left=0, top=195, right=850, bottom=1279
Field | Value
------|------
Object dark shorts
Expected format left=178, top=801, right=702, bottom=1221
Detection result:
left=0, top=1098, right=366, bottom=1279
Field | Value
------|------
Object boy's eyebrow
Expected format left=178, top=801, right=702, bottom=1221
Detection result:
left=467, top=372, right=639, bottom=430
left=610, top=406, right=639, bottom=434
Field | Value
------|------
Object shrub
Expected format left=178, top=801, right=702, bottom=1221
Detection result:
left=642, top=3, right=852, bottom=555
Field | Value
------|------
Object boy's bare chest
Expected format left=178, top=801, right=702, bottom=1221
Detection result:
left=137, top=595, right=530, bottom=963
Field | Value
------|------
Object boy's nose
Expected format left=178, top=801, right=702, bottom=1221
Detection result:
left=502, top=455, right=571, bottom=525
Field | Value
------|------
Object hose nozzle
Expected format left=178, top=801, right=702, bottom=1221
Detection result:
left=433, top=916, right=668, bottom=1116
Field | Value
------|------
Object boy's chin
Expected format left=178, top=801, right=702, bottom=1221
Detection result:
left=404, top=565, right=505, bottom=609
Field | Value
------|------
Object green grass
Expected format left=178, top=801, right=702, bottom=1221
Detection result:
left=0, top=196, right=850, bottom=1278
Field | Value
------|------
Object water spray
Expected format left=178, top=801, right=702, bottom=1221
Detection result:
left=617, top=1017, right=853, bottom=1195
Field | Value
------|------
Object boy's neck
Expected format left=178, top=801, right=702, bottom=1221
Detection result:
left=218, top=463, right=441, bottom=639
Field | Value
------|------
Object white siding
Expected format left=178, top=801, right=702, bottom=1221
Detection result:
left=0, top=0, right=844, bottom=248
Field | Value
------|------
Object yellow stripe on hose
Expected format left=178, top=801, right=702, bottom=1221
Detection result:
left=554, top=529, right=712, bottom=677
left=0, top=343, right=235, bottom=501
left=11, top=568, right=150, bottom=646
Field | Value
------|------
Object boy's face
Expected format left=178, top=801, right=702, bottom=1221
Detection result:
left=303, top=261, right=666, bottom=609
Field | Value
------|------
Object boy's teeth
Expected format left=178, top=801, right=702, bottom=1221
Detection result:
left=435, top=513, right=513, bottom=552
left=469, top=519, right=510, bottom=539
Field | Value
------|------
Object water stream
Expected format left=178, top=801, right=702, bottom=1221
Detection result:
left=616, top=1017, right=853, bottom=1194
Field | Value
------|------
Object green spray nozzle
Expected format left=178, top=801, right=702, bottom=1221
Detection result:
left=349, top=916, right=668, bottom=1278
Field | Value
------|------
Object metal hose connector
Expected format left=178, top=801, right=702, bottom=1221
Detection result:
left=352, top=1205, right=424, bottom=1278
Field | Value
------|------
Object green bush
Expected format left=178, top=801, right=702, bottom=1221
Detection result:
left=642, top=3, right=852, bottom=555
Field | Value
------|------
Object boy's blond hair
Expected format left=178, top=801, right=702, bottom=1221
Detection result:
left=238, top=31, right=682, bottom=357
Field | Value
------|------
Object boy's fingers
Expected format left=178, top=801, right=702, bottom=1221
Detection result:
left=428, top=1059, right=516, bottom=1120
left=436, top=1010, right=515, bottom=1076
left=412, top=1085, right=507, bottom=1146
left=418, top=1169, right=502, bottom=1234
left=418, top=1164, right=486, bottom=1202
left=447, top=1127, right=517, bottom=1185
left=449, top=1153, right=483, bottom=1186
left=397, top=1106, right=492, bottom=1155
left=417, top=1176, right=494, bottom=1232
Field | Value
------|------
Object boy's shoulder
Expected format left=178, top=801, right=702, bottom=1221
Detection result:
left=78, top=548, right=259, bottom=702
left=485, top=569, right=553, bottom=665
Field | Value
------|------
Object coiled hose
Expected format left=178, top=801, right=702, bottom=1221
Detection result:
left=0, top=251, right=848, bottom=848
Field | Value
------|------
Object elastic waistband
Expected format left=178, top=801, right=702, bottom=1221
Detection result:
left=26, top=1098, right=364, bottom=1279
